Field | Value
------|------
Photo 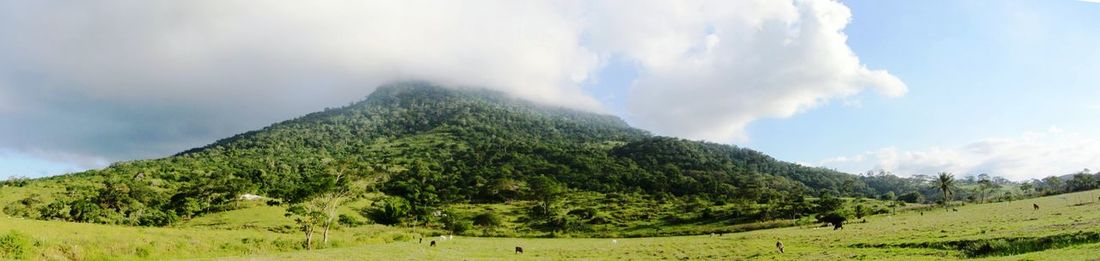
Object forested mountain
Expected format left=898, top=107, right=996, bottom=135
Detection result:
left=10, top=82, right=883, bottom=227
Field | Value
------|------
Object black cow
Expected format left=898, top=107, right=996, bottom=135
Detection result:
left=430, top=240, right=436, bottom=247
left=1033, top=203, right=1040, bottom=210
left=515, top=246, right=524, bottom=254
left=776, top=241, right=785, bottom=254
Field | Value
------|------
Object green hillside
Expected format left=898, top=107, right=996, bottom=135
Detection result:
left=4, top=82, right=878, bottom=231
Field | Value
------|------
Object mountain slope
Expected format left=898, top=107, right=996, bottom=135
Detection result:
left=11, top=82, right=869, bottom=226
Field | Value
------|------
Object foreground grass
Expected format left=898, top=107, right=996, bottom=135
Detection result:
left=224, top=189, right=1100, bottom=260
left=2, top=189, right=1099, bottom=260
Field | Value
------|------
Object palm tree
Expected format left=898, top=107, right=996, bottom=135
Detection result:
left=937, top=172, right=955, bottom=208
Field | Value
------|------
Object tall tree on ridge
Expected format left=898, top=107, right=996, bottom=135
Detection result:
left=937, top=172, right=955, bottom=208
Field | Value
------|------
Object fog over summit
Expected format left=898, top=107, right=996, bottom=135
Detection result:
left=0, top=0, right=901, bottom=170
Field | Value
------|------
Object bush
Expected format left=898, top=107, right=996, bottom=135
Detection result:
left=367, top=197, right=410, bottom=225
left=898, top=191, right=925, bottom=203
left=0, top=230, right=35, bottom=260
left=338, top=214, right=365, bottom=227
left=1, top=176, right=30, bottom=187
left=450, top=220, right=473, bottom=234
left=473, top=212, right=503, bottom=228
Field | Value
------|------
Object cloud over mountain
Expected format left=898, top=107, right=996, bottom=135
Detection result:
left=0, top=0, right=900, bottom=167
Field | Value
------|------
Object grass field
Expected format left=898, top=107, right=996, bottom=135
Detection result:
left=2, top=189, right=1099, bottom=260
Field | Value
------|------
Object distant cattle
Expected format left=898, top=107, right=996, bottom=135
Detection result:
left=952, top=208, right=958, bottom=212
left=430, top=240, right=436, bottom=247
left=515, top=246, right=524, bottom=254
left=776, top=241, right=785, bottom=254
left=817, top=214, right=846, bottom=230
left=1033, top=203, right=1040, bottom=210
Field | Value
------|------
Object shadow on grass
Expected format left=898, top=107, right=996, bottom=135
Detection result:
left=851, top=230, right=1100, bottom=258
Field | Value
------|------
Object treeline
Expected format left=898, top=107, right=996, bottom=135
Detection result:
left=858, top=169, right=1100, bottom=205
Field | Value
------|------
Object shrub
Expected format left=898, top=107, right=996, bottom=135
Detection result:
left=367, top=197, right=410, bottom=225
left=473, top=212, right=503, bottom=228
left=337, top=214, right=365, bottom=227
left=0, top=230, right=35, bottom=260
left=449, top=221, right=473, bottom=234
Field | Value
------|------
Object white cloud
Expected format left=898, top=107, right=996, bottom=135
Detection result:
left=0, top=0, right=899, bottom=168
left=586, top=0, right=906, bottom=142
left=0, top=0, right=601, bottom=162
left=818, top=128, right=1100, bottom=180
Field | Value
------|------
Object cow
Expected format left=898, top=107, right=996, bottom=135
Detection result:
left=430, top=240, right=436, bottom=247
left=515, top=246, right=524, bottom=254
left=1033, top=203, right=1040, bottom=210
left=776, top=241, right=785, bottom=254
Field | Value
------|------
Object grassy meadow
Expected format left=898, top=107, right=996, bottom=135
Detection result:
left=2, top=187, right=1099, bottom=260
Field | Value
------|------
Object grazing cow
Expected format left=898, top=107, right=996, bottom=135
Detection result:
left=1033, top=203, right=1040, bottom=210
left=449, top=235, right=454, bottom=240
left=611, top=239, right=618, bottom=244
left=430, top=241, right=436, bottom=247
left=419, top=238, right=423, bottom=244
left=776, top=241, right=785, bottom=254
left=952, top=208, right=958, bottom=212
left=515, top=246, right=524, bottom=254
left=440, top=235, right=447, bottom=241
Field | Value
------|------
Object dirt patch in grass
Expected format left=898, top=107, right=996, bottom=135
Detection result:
left=851, top=230, right=1100, bottom=258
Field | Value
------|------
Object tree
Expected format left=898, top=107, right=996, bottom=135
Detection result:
left=815, top=192, right=843, bottom=214
left=1019, top=181, right=1034, bottom=196
left=315, top=163, right=379, bottom=245
left=528, top=175, right=566, bottom=223
left=1067, top=172, right=1097, bottom=192
left=976, top=175, right=999, bottom=203
left=285, top=201, right=325, bottom=250
left=936, top=172, right=955, bottom=208
left=285, top=161, right=382, bottom=249
left=1041, top=176, right=1064, bottom=194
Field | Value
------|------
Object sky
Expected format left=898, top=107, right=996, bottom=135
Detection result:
left=1, top=0, right=1098, bottom=181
